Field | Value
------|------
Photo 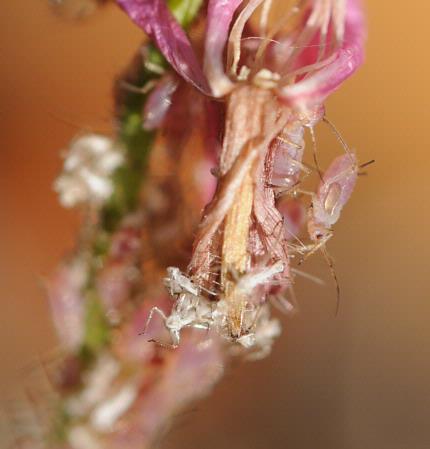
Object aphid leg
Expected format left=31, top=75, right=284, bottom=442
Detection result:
left=298, top=230, right=333, bottom=264
left=119, top=79, right=157, bottom=95
left=309, top=126, right=324, bottom=181
left=291, top=267, right=325, bottom=285
left=298, top=234, right=341, bottom=315
left=189, top=322, right=212, bottom=336
left=293, top=187, right=316, bottom=199
left=148, top=327, right=180, bottom=350
left=270, top=285, right=297, bottom=314
left=198, top=284, right=218, bottom=297
left=283, top=154, right=312, bottom=177
left=140, top=307, right=168, bottom=336
left=271, top=160, right=313, bottom=197
left=147, top=339, right=179, bottom=350
left=320, top=245, right=341, bottom=316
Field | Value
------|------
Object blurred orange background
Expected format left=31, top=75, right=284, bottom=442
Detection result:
left=1, top=1, right=430, bottom=448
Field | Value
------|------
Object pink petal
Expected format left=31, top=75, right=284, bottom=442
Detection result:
left=46, top=261, right=86, bottom=350
left=278, top=0, right=366, bottom=109
left=110, top=225, right=142, bottom=261
left=116, top=0, right=210, bottom=93
left=227, top=0, right=263, bottom=76
left=96, top=262, right=133, bottom=311
left=108, top=330, right=224, bottom=449
left=204, top=0, right=243, bottom=96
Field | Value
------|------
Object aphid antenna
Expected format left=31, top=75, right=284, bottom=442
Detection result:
left=322, top=116, right=354, bottom=158
left=358, top=158, right=376, bottom=175
left=359, top=159, right=375, bottom=169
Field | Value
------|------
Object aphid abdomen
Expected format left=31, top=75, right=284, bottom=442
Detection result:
left=277, top=197, right=306, bottom=241
left=314, top=153, right=358, bottom=226
left=271, top=122, right=306, bottom=189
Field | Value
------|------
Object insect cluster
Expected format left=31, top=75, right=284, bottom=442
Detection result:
left=148, top=109, right=365, bottom=359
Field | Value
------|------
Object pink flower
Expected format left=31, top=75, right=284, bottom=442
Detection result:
left=117, top=0, right=365, bottom=109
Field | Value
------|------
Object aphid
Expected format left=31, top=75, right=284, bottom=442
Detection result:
left=235, top=260, right=284, bottom=295
left=306, top=136, right=374, bottom=251
left=143, top=293, right=214, bottom=348
left=147, top=263, right=284, bottom=351
left=309, top=156, right=348, bottom=312
left=277, top=196, right=306, bottom=242
left=242, top=305, right=282, bottom=361
left=303, top=152, right=374, bottom=313
left=142, top=75, right=178, bottom=131
left=212, top=300, right=281, bottom=358
left=164, top=267, right=200, bottom=297
left=270, top=122, right=310, bottom=194
left=270, top=105, right=325, bottom=196
left=308, top=152, right=359, bottom=247
left=164, top=266, right=217, bottom=298
left=219, top=261, right=285, bottom=345
left=140, top=268, right=215, bottom=348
